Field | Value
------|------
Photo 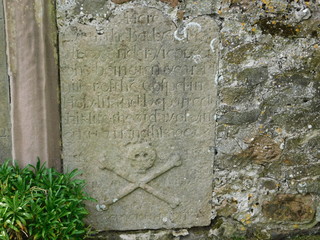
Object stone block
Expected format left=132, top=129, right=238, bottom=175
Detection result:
left=4, top=0, right=60, bottom=168
left=0, top=0, right=11, bottom=162
left=59, top=6, right=219, bottom=230
left=262, top=194, right=315, bottom=223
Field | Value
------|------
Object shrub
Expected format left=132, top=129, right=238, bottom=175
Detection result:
left=0, top=159, right=94, bottom=239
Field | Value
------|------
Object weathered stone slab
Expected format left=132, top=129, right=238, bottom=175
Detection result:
left=0, top=0, right=11, bottom=163
left=60, top=6, right=218, bottom=230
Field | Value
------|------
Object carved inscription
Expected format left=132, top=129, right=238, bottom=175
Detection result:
left=99, top=147, right=182, bottom=209
left=60, top=6, right=219, bottom=230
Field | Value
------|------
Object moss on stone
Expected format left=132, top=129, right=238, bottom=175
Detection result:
left=262, top=194, right=315, bottom=223
left=257, top=17, right=297, bottom=37
left=271, top=111, right=320, bottom=130
left=221, top=87, right=252, bottom=104
left=291, top=236, right=320, bottom=240
left=236, top=67, right=269, bottom=86
left=225, top=43, right=255, bottom=64
left=218, top=109, right=261, bottom=125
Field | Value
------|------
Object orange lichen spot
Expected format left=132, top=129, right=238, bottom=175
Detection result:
left=295, top=28, right=300, bottom=32
left=251, top=27, right=257, bottom=32
left=218, top=10, right=222, bottom=14
left=275, top=127, right=282, bottom=133
left=176, top=10, right=185, bottom=20
left=283, top=158, right=292, bottom=165
left=314, top=44, right=319, bottom=49
left=272, top=21, right=276, bottom=25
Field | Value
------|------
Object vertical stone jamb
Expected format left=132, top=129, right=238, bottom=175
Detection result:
left=0, top=0, right=11, bottom=163
left=4, top=0, right=61, bottom=169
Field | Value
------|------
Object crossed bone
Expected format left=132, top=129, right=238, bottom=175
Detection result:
left=102, top=153, right=182, bottom=209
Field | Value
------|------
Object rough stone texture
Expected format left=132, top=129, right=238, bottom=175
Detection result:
left=58, top=4, right=218, bottom=230
left=0, top=0, right=11, bottom=163
left=262, top=194, right=316, bottom=223
left=4, top=0, right=61, bottom=168
left=0, top=0, right=319, bottom=237
left=56, top=0, right=320, bottom=237
left=112, top=0, right=133, bottom=4
left=214, top=0, right=320, bottom=230
left=160, top=0, right=179, bottom=8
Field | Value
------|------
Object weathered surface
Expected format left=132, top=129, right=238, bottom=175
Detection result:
left=0, top=0, right=11, bottom=162
left=4, top=0, right=60, bottom=168
left=59, top=5, right=218, bottom=230
left=262, top=194, right=316, bottom=223
left=57, top=0, right=320, bottom=237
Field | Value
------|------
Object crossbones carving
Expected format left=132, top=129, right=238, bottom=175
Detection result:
left=100, top=153, right=182, bottom=209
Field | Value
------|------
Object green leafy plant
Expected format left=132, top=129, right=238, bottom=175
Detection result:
left=231, top=237, right=246, bottom=240
left=0, top=159, right=95, bottom=239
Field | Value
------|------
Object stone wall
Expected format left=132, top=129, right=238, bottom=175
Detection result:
left=0, top=0, right=319, bottom=238
left=56, top=0, right=320, bottom=238
left=214, top=0, right=320, bottom=237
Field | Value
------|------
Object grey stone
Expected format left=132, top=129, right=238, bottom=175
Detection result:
left=0, top=0, right=11, bottom=162
left=4, top=0, right=60, bottom=168
left=218, top=109, right=260, bottom=125
left=236, top=67, right=268, bottom=87
left=59, top=6, right=219, bottom=230
left=183, top=0, right=217, bottom=17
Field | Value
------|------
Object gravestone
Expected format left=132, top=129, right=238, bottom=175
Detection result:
left=59, top=6, right=218, bottom=230
left=0, top=0, right=11, bottom=163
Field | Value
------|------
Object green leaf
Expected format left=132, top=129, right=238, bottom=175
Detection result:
left=0, top=158, right=95, bottom=239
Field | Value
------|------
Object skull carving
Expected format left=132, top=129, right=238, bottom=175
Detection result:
left=127, top=143, right=156, bottom=173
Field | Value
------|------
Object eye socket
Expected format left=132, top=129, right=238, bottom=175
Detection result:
left=143, top=153, right=148, bottom=157
left=134, top=154, right=140, bottom=158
